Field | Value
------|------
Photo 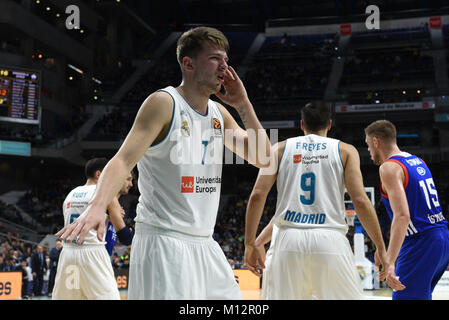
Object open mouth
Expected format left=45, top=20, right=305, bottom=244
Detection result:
left=217, top=74, right=225, bottom=83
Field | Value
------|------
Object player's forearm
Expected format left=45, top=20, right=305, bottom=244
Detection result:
left=254, top=219, right=273, bottom=247
left=237, top=101, right=271, bottom=168
left=107, top=198, right=126, bottom=231
left=245, top=191, right=267, bottom=246
left=89, top=157, right=131, bottom=210
left=387, top=213, right=409, bottom=263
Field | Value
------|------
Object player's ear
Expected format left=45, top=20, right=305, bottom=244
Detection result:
left=94, top=170, right=101, bottom=180
left=372, top=136, right=380, bottom=148
left=300, top=120, right=305, bottom=132
left=182, top=56, right=194, bottom=72
left=327, top=120, right=332, bottom=131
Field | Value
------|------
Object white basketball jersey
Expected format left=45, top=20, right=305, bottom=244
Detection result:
left=135, top=86, right=225, bottom=237
left=62, top=185, right=107, bottom=245
left=274, top=134, right=348, bottom=234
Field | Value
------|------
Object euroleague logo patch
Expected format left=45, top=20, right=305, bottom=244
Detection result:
left=212, top=117, right=222, bottom=136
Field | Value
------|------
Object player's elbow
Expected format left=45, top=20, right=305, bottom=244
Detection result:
left=351, top=195, right=371, bottom=213
left=249, top=189, right=268, bottom=204
left=394, top=211, right=410, bottom=226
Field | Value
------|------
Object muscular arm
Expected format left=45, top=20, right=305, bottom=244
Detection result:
left=56, top=91, right=173, bottom=243
left=107, top=197, right=126, bottom=232
left=244, top=141, right=284, bottom=275
left=215, top=67, right=271, bottom=169
left=379, top=162, right=410, bottom=264
left=340, top=142, right=386, bottom=253
left=91, top=92, right=173, bottom=210
left=219, top=103, right=271, bottom=169
left=245, top=141, right=284, bottom=246
left=254, top=216, right=274, bottom=247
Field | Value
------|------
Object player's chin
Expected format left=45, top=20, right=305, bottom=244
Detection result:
left=211, top=83, right=222, bottom=94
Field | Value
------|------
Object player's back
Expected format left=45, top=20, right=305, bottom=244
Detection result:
left=274, top=134, right=347, bottom=233
left=381, top=153, right=447, bottom=237
left=62, top=185, right=107, bottom=245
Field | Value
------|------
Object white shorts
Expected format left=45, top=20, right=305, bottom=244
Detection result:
left=266, top=227, right=364, bottom=300
left=260, top=249, right=272, bottom=300
left=128, top=223, right=242, bottom=300
left=52, top=243, right=120, bottom=300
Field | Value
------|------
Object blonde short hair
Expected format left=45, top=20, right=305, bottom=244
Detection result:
left=364, top=120, right=397, bottom=143
left=176, top=26, right=229, bottom=68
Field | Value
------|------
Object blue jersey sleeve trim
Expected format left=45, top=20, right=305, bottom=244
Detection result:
left=150, top=89, right=176, bottom=147
left=279, top=139, right=288, bottom=167
left=338, top=140, right=343, bottom=168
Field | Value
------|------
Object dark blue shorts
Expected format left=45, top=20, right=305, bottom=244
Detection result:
left=393, top=226, right=449, bottom=300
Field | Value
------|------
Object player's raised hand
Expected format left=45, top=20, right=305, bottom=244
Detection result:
left=215, top=66, right=249, bottom=108
left=244, top=244, right=266, bottom=277
left=55, top=203, right=106, bottom=244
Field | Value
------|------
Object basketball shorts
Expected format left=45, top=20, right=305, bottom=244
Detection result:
left=260, top=248, right=272, bottom=300
left=52, top=243, right=120, bottom=300
left=393, top=226, right=449, bottom=300
left=128, top=222, right=242, bottom=300
left=266, top=227, right=364, bottom=300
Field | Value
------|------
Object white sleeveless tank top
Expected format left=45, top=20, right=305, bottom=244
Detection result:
left=274, top=134, right=348, bottom=234
left=62, top=185, right=108, bottom=245
left=135, top=86, right=225, bottom=237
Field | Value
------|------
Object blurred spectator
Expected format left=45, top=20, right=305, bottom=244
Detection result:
left=48, top=240, right=63, bottom=297
left=18, top=260, right=30, bottom=299
left=19, top=178, right=73, bottom=227
left=31, top=245, right=47, bottom=296
left=2, top=256, right=17, bottom=272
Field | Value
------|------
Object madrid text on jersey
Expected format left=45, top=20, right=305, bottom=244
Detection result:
left=283, top=209, right=326, bottom=225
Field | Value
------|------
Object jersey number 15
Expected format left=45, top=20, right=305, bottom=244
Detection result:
left=419, top=177, right=441, bottom=210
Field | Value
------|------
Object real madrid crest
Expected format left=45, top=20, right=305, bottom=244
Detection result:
left=181, top=120, right=190, bottom=137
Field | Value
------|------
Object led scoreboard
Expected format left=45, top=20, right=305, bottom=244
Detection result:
left=0, top=67, right=41, bottom=125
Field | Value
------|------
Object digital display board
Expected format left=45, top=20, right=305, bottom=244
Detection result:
left=0, top=66, right=41, bottom=125
left=0, top=140, right=31, bottom=157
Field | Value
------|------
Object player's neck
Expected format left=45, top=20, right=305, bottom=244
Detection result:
left=382, top=145, right=402, bottom=163
left=303, top=130, right=327, bottom=137
left=176, top=82, right=210, bottom=114
left=85, top=179, right=98, bottom=186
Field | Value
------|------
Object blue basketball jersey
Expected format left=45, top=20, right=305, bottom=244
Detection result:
left=105, top=221, right=116, bottom=256
left=381, top=154, right=447, bottom=238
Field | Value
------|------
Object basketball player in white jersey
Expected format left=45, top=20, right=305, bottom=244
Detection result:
left=56, top=27, right=271, bottom=299
left=244, top=101, right=390, bottom=299
left=52, top=158, right=122, bottom=300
